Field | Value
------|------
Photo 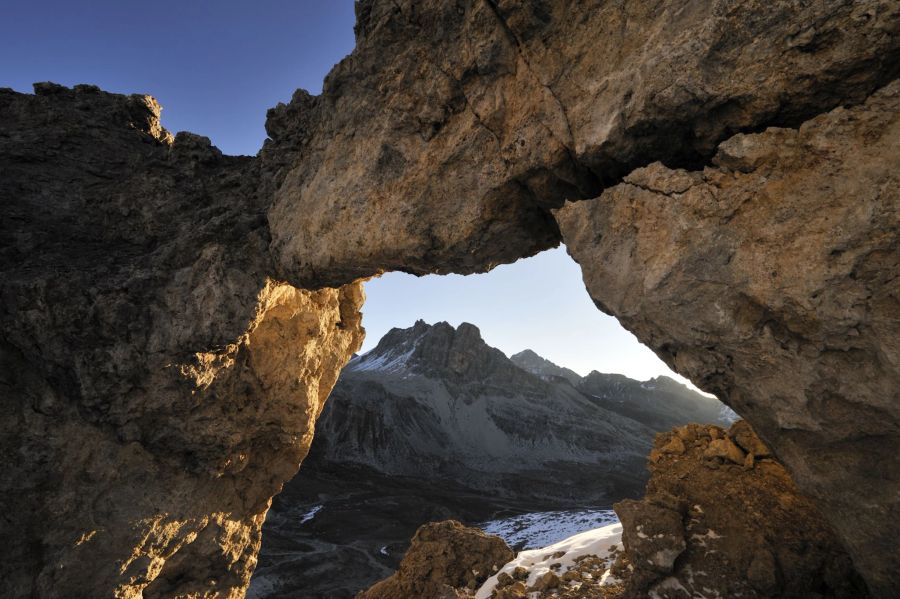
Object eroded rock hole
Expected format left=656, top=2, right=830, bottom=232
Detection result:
left=249, top=248, right=740, bottom=598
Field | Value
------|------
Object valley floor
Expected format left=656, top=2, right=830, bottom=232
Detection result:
left=249, top=463, right=626, bottom=598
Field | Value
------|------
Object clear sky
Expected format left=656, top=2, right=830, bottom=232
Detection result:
left=1, top=1, right=698, bottom=388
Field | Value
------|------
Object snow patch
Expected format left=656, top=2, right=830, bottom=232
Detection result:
left=478, top=509, right=618, bottom=549
left=475, top=522, right=623, bottom=599
left=347, top=335, right=423, bottom=374
left=718, top=404, right=739, bottom=424
left=299, top=505, right=322, bottom=524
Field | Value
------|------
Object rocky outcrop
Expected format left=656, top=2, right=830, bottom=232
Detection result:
left=611, top=422, right=868, bottom=598
left=357, top=520, right=514, bottom=599
left=0, top=84, right=364, bottom=598
left=266, top=0, right=899, bottom=288
left=557, top=82, right=900, bottom=594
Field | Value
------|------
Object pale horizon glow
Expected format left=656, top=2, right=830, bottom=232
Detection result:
left=359, top=246, right=707, bottom=393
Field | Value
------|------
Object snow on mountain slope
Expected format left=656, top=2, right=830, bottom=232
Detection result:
left=475, top=522, right=624, bottom=598
left=478, top=509, right=619, bottom=549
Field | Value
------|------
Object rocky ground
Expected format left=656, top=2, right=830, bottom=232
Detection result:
left=360, top=421, right=869, bottom=599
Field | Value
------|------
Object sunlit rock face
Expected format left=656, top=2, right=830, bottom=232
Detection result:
left=264, top=0, right=899, bottom=288
left=0, top=85, right=364, bottom=598
left=556, top=83, right=900, bottom=596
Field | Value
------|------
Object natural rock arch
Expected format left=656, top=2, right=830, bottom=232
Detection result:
left=1, top=1, right=898, bottom=597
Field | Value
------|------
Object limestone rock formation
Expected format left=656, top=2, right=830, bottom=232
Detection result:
left=266, top=0, right=900, bottom=288
left=356, top=520, right=514, bottom=599
left=258, top=5, right=900, bottom=587
left=3, top=0, right=900, bottom=596
left=0, top=84, right=365, bottom=598
left=611, top=423, right=868, bottom=598
left=556, top=82, right=900, bottom=594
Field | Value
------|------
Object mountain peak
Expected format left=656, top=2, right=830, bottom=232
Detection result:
left=510, top=349, right=582, bottom=385
left=348, top=320, right=502, bottom=379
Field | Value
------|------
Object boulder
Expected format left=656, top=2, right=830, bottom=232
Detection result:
left=356, top=520, right=514, bottom=599
left=611, top=422, right=869, bottom=598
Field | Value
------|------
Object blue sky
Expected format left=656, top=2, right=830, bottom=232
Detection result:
left=2, top=0, right=697, bottom=387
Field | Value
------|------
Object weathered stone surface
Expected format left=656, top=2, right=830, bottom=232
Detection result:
left=356, top=520, right=513, bottom=599
left=612, top=423, right=869, bottom=598
left=264, top=0, right=900, bottom=288
left=615, top=501, right=686, bottom=575
left=2, top=1, right=900, bottom=597
left=0, top=85, right=365, bottom=598
left=705, top=438, right=747, bottom=465
left=729, top=419, right=772, bottom=458
left=557, top=83, right=900, bottom=595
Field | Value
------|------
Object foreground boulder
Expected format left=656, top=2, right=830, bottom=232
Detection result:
left=357, top=520, right=514, bottom=599
left=612, top=422, right=869, bottom=598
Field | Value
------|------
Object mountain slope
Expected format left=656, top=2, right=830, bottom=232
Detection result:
left=308, top=321, right=655, bottom=503
left=577, top=371, right=735, bottom=432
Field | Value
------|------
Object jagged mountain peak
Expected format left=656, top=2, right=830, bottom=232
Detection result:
left=347, top=320, right=508, bottom=379
left=510, top=349, right=582, bottom=386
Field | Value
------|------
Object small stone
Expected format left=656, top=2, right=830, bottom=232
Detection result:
left=747, top=549, right=779, bottom=593
left=561, top=570, right=581, bottom=582
left=705, top=438, right=747, bottom=465
left=729, top=420, right=772, bottom=457
left=661, top=435, right=686, bottom=455
left=528, top=571, right=560, bottom=592
left=512, top=566, right=529, bottom=581
left=675, top=425, right=697, bottom=443
left=744, top=451, right=756, bottom=470
left=496, top=571, right=513, bottom=587
left=493, top=581, right=527, bottom=599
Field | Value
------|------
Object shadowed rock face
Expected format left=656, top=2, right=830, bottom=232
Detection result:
left=0, top=85, right=365, bottom=598
left=556, top=83, right=900, bottom=595
left=2, top=0, right=899, bottom=596
left=310, top=321, right=656, bottom=504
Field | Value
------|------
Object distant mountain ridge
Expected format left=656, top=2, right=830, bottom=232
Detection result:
left=311, top=320, right=659, bottom=504
left=510, top=349, right=582, bottom=385
left=307, top=320, right=734, bottom=503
